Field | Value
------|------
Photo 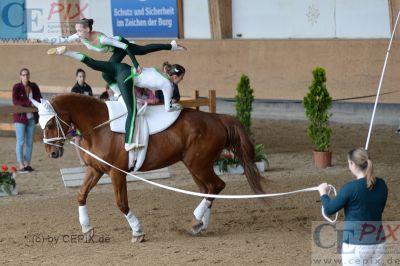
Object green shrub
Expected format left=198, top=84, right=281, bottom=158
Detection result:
left=302, top=67, right=332, bottom=151
left=235, top=74, right=254, bottom=135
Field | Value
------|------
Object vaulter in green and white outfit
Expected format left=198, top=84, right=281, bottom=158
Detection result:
left=48, top=46, right=186, bottom=151
left=54, top=18, right=186, bottom=97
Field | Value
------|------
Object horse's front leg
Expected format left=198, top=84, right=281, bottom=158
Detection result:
left=77, top=166, right=103, bottom=236
left=110, top=169, right=145, bottom=243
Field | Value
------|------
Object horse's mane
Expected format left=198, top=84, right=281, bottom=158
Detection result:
left=50, top=93, right=105, bottom=107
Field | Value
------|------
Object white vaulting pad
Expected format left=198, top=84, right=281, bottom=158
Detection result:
left=105, top=100, right=127, bottom=133
left=105, top=100, right=181, bottom=135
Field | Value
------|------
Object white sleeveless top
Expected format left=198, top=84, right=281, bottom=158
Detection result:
left=134, top=68, right=173, bottom=92
left=63, top=33, right=128, bottom=53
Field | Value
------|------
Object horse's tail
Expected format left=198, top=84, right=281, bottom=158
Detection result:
left=219, top=115, right=266, bottom=195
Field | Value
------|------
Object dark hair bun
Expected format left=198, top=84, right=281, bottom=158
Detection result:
left=78, top=18, right=94, bottom=31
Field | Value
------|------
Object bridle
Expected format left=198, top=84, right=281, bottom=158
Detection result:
left=39, top=98, right=136, bottom=148
left=43, top=114, right=71, bottom=148
left=36, top=99, right=71, bottom=148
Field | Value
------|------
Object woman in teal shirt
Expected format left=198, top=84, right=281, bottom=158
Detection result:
left=318, top=148, right=388, bottom=266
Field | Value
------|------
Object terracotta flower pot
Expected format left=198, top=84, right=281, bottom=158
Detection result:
left=313, top=150, right=332, bottom=168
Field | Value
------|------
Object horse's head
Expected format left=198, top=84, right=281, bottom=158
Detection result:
left=43, top=116, right=69, bottom=158
left=31, top=98, right=71, bottom=159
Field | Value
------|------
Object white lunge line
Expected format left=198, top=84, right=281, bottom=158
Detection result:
left=365, top=10, right=400, bottom=150
left=70, top=141, right=338, bottom=223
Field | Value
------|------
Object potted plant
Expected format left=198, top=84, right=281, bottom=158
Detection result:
left=302, top=67, right=333, bottom=168
left=0, top=165, right=18, bottom=196
left=254, top=144, right=269, bottom=172
left=234, top=74, right=269, bottom=172
left=235, top=74, right=254, bottom=135
left=214, top=150, right=243, bottom=175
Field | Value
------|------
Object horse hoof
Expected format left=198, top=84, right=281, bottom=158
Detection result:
left=131, top=231, right=145, bottom=243
left=131, top=234, right=145, bottom=243
left=82, top=226, right=94, bottom=242
left=82, top=226, right=94, bottom=236
left=191, top=219, right=204, bottom=235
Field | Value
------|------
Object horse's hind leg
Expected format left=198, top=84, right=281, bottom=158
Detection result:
left=110, top=169, right=145, bottom=243
left=188, top=167, right=226, bottom=235
left=77, top=166, right=103, bottom=236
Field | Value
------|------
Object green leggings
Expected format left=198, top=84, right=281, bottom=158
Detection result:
left=82, top=56, right=137, bottom=144
left=102, top=37, right=172, bottom=85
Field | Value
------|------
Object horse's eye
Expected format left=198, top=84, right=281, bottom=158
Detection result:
left=46, top=124, right=55, bottom=130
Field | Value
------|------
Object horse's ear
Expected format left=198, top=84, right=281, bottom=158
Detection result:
left=31, top=98, right=41, bottom=108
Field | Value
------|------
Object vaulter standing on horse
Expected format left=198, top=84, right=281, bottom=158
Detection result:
left=47, top=46, right=185, bottom=151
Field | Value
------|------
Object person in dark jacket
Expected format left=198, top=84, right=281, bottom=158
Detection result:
left=71, top=68, right=93, bottom=96
left=318, top=148, right=388, bottom=266
left=12, top=68, right=42, bottom=173
left=70, top=68, right=92, bottom=166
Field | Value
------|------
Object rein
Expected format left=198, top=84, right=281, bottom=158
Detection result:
left=78, top=100, right=146, bottom=137
left=43, top=103, right=127, bottom=146
left=77, top=111, right=127, bottom=138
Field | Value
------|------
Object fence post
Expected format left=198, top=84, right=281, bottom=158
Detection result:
left=208, top=90, right=216, bottom=113
left=192, top=90, right=200, bottom=110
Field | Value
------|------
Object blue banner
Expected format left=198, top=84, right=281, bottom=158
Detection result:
left=111, top=0, right=178, bottom=38
left=0, top=0, right=27, bottom=40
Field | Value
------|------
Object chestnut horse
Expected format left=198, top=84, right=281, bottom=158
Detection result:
left=37, top=94, right=265, bottom=242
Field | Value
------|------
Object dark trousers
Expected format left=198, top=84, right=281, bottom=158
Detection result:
left=82, top=56, right=137, bottom=144
left=102, top=37, right=172, bottom=85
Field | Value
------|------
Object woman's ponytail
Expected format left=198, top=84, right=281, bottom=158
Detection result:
left=365, top=159, right=375, bottom=190
left=348, top=148, right=376, bottom=190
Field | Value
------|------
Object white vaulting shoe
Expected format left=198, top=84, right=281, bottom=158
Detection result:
left=125, top=143, right=145, bottom=151
left=47, top=46, right=66, bottom=55
left=171, top=40, right=187, bottom=51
